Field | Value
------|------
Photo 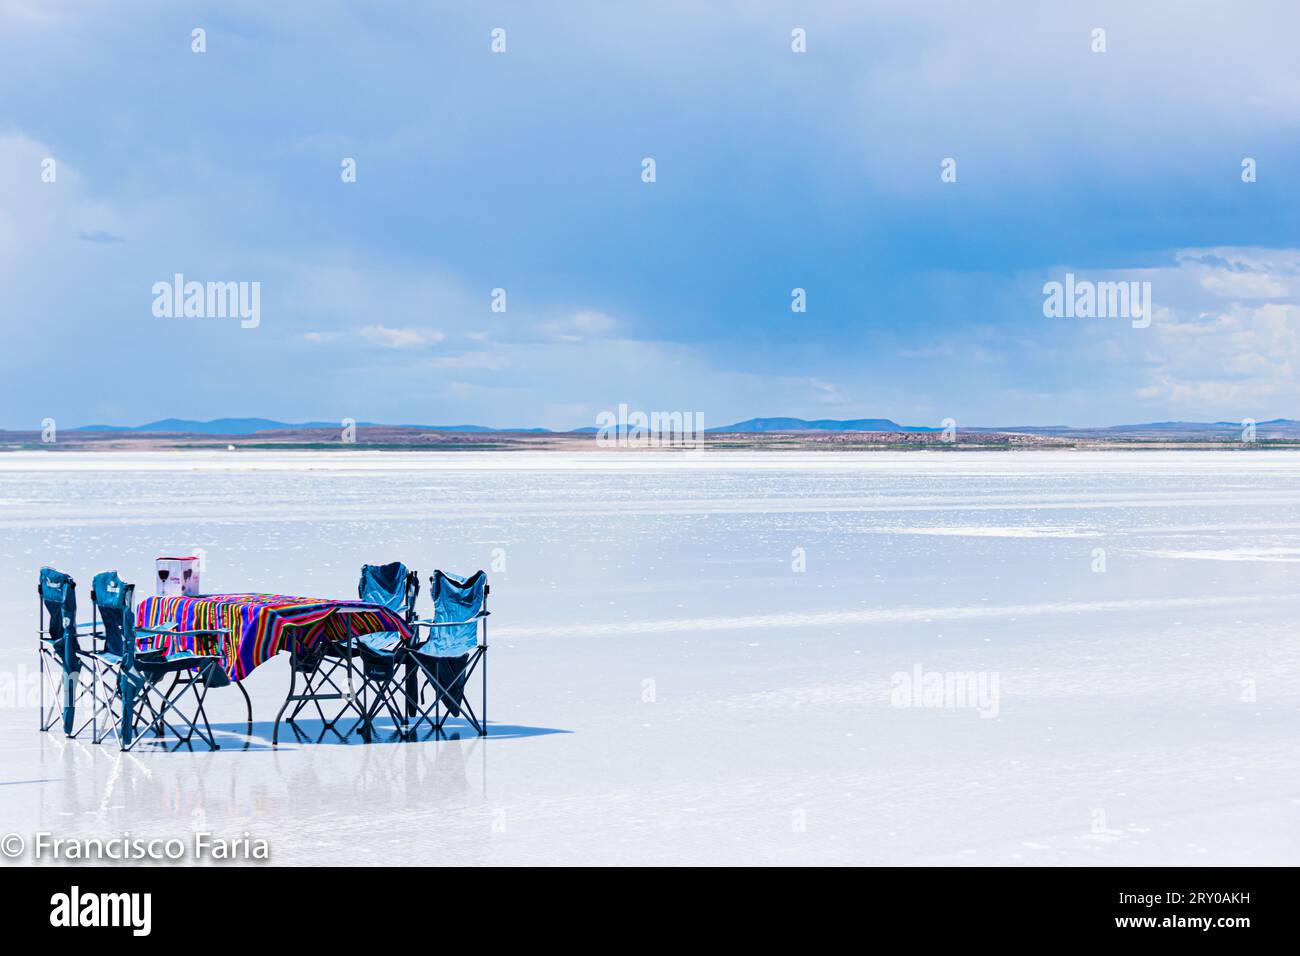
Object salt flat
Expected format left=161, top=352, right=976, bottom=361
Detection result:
left=0, top=450, right=1297, bottom=865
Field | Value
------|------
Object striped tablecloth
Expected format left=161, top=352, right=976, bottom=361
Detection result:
left=135, top=593, right=410, bottom=680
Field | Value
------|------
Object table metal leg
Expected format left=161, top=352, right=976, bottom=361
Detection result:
left=235, top=677, right=252, bottom=737
left=272, top=639, right=297, bottom=747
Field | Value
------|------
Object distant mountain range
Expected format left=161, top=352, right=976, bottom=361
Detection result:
left=706, top=417, right=931, bottom=432
left=63, top=416, right=1300, bottom=436
left=958, top=419, right=1300, bottom=436
left=73, top=418, right=550, bottom=435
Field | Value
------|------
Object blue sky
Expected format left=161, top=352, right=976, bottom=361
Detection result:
left=2, top=1, right=1299, bottom=429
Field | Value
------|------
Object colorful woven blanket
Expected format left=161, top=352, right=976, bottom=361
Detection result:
left=135, top=593, right=411, bottom=680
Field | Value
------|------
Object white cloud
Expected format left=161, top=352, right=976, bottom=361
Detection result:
left=426, top=351, right=508, bottom=371
left=301, top=331, right=342, bottom=344
left=540, top=310, right=617, bottom=342
left=1131, top=250, right=1300, bottom=413
left=358, top=325, right=445, bottom=349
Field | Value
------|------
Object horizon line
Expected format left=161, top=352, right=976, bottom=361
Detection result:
left=3, top=414, right=1296, bottom=435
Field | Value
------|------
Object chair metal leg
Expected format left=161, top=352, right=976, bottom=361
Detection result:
left=405, top=657, right=418, bottom=727
left=38, top=648, right=54, bottom=732
left=191, top=667, right=220, bottom=750
left=94, top=663, right=124, bottom=746
left=145, top=671, right=219, bottom=750
left=38, top=644, right=46, bottom=731
left=402, top=648, right=486, bottom=739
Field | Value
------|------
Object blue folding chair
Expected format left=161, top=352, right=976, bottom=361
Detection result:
left=37, top=567, right=95, bottom=737
left=404, top=570, right=489, bottom=737
left=86, top=571, right=229, bottom=751
left=353, top=562, right=420, bottom=736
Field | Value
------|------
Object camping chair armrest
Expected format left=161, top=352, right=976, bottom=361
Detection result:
left=133, top=626, right=176, bottom=656
left=135, top=626, right=231, bottom=656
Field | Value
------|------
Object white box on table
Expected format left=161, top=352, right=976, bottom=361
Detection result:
left=155, top=556, right=201, bottom=597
